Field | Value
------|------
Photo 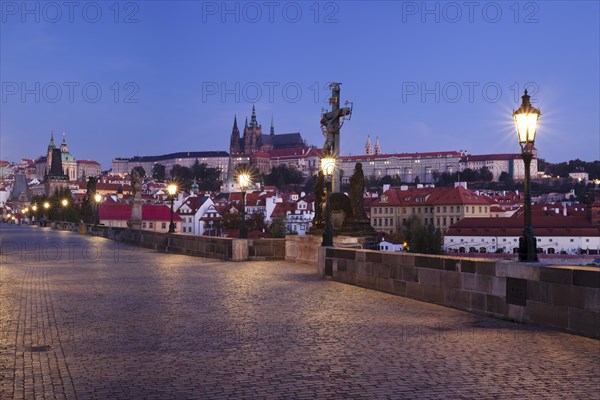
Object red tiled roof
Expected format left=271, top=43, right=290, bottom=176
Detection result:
left=447, top=214, right=599, bottom=237
left=371, top=186, right=493, bottom=207
left=251, top=152, right=271, bottom=158
left=460, top=153, right=523, bottom=162
left=99, top=203, right=182, bottom=221
left=268, top=147, right=312, bottom=159
left=271, top=202, right=296, bottom=217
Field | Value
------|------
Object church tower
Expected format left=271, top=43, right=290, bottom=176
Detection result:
left=229, top=115, right=241, bottom=155
left=47, top=131, right=56, bottom=172
left=270, top=115, right=275, bottom=136
left=243, top=105, right=262, bottom=154
left=365, top=135, right=373, bottom=155
left=374, top=136, right=381, bottom=155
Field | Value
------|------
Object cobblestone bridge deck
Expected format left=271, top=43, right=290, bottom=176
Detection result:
left=1, top=225, right=598, bottom=399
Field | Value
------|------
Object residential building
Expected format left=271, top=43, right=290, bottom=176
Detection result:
left=176, top=194, right=215, bottom=235
left=112, top=151, right=233, bottom=180
left=459, top=152, right=539, bottom=181
left=340, top=151, right=466, bottom=184
left=444, top=202, right=600, bottom=255
left=369, top=184, right=494, bottom=234
left=77, top=160, right=102, bottom=179
left=99, top=203, right=182, bottom=232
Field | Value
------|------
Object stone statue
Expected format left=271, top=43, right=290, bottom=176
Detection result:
left=130, top=168, right=142, bottom=199
left=349, top=163, right=367, bottom=221
left=320, top=82, right=352, bottom=193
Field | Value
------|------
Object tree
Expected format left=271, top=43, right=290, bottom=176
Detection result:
left=403, top=215, right=443, bottom=255
left=152, top=163, right=166, bottom=181
left=263, top=165, right=304, bottom=190
left=269, top=216, right=287, bottom=238
left=303, top=174, right=318, bottom=193
left=79, top=177, right=99, bottom=224
left=218, top=211, right=241, bottom=230
left=247, top=211, right=268, bottom=233
left=480, top=166, right=493, bottom=182
left=191, top=159, right=222, bottom=191
left=47, top=187, right=79, bottom=222
left=132, top=166, right=146, bottom=178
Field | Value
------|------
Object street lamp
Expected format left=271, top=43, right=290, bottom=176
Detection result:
left=94, top=193, right=102, bottom=225
left=167, top=183, right=178, bottom=233
left=238, top=172, right=251, bottom=239
left=513, top=89, right=540, bottom=262
left=321, top=154, right=336, bottom=247
left=61, top=199, right=68, bottom=222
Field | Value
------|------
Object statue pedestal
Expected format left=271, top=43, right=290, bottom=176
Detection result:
left=128, top=197, right=143, bottom=229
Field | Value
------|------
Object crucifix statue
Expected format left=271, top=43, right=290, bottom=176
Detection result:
left=320, top=82, right=352, bottom=193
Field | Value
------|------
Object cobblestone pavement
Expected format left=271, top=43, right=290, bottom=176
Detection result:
left=1, top=225, right=599, bottom=399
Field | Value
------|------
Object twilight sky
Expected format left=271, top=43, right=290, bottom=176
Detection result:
left=1, top=1, right=599, bottom=169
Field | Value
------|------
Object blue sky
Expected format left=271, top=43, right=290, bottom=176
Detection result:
left=1, top=1, right=599, bottom=169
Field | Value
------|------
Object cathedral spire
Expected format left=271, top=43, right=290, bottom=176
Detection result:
left=49, top=131, right=55, bottom=148
left=230, top=115, right=241, bottom=155
left=270, top=114, right=274, bottom=136
left=365, top=135, right=373, bottom=155
left=374, top=136, right=381, bottom=155
left=250, top=105, right=258, bottom=128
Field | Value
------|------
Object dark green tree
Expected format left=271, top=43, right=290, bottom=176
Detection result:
left=247, top=211, right=267, bottom=233
left=152, top=163, right=166, bottom=181
left=132, top=166, right=146, bottom=178
left=263, top=165, right=303, bottom=190
left=403, top=215, right=443, bottom=255
left=269, top=216, right=287, bottom=238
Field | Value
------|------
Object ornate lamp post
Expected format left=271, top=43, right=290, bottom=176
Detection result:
left=513, top=89, right=541, bottom=262
left=94, top=193, right=103, bottom=225
left=167, top=184, right=178, bottom=233
left=321, top=154, right=336, bottom=247
left=43, top=201, right=50, bottom=226
left=238, top=173, right=251, bottom=239
left=61, top=199, right=68, bottom=222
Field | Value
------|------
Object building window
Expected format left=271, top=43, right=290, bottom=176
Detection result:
left=162, top=223, right=167, bottom=229
left=450, top=206, right=454, bottom=213
left=479, top=207, right=482, bottom=213
left=142, top=222, right=146, bottom=228
left=443, top=217, right=447, bottom=226
left=570, top=239, right=574, bottom=242
left=443, top=207, right=447, bottom=213
left=437, top=207, right=440, bottom=213
left=149, top=222, right=154, bottom=229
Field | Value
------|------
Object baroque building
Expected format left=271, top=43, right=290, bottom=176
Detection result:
left=38, top=132, right=78, bottom=180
